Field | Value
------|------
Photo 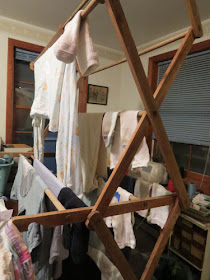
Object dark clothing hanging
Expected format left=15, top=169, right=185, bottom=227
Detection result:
left=57, top=187, right=101, bottom=279
left=58, top=187, right=89, bottom=264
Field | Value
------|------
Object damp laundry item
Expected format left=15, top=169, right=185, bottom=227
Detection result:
left=88, top=245, right=123, bottom=280
left=54, top=10, right=99, bottom=76
left=10, top=155, right=53, bottom=278
left=102, top=111, right=119, bottom=148
left=105, top=187, right=136, bottom=249
left=58, top=187, right=89, bottom=264
left=147, top=183, right=171, bottom=229
left=30, top=44, right=65, bottom=162
left=0, top=200, right=15, bottom=280
left=56, top=61, right=83, bottom=196
left=6, top=220, right=36, bottom=280
left=78, top=113, right=107, bottom=194
left=33, top=159, right=63, bottom=198
left=103, top=111, right=150, bottom=170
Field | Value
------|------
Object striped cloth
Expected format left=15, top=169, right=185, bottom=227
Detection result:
left=6, top=220, right=35, bottom=280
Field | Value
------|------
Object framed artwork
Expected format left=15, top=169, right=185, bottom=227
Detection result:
left=87, top=84, right=108, bottom=105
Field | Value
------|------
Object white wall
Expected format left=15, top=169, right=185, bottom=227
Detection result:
left=1, top=15, right=210, bottom=142
left=0, top=16, right=123, bottom=142
left=88, top=46, right=123, bottom=113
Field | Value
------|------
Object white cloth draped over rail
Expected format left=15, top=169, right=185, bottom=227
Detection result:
left=30, top=10, right=99, bottom=196
left=102, top=110, right=150, bottom=171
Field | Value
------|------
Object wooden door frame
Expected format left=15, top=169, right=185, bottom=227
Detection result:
left=6, top=38, right=44, bottom=143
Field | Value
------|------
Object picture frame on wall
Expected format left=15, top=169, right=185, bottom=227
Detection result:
left=87, top=84, right=109, bottom=105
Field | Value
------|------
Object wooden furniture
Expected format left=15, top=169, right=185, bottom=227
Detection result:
left=169, top=213, right=210, bottom=280
left=11, top=0, right=204, bottom=279
left=148, top=39, right=210, bottom=196
left=6, top=39, right=44, bottom=145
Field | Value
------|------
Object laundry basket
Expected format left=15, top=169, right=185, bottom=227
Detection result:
left=0, top=161, right=14, bottom=196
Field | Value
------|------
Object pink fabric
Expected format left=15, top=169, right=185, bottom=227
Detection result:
left=6, top=220, right=35, bottom=280
left=54, top=10, right=99, bottom=76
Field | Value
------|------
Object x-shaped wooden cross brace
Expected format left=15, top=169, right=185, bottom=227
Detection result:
left=84, top=0, right=203, bottom=279
left=21, top=0, right=203, bottom=279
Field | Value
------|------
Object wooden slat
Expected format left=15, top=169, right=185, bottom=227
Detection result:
left=45, top=189, right=66, bottom=211
left=43, top=124, right=49, bottom=139
left=15, top=131, right=33, bottom=134
left=141, top=199, right=181, bottom=280
left=91, top=31, right=188, bottom=75
left=81, top=0, right=101, bottom=18
left=15, top=106, right=31, bottom=110
left=185, top=0, right=203, bottom=38
left=0, top=151, right=33, bottom=158
left=6, top=39, right=15, bottom=144
left=12, top=194, right=175, bottom=232
left=94, top=0, right=189, bottom=213
left=88, top=211, right=137, bottom=280
left=154, top=28, right=195, bottom=107
left=91, top=28, right=194, bottom=217
left=78, top=76, right=88, bottom=112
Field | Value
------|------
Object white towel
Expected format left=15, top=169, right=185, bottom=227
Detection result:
left=105, top=187, right=136, bottom=249
left=120, top=111, right=150, bottom=169
left=106, top=111, right=150, bottom=170
left=54, top=10, right=99, bottom=76
left=102, top=111, right=119, bottom=147
left=134, top=178, right=150, bottom=218
left=54, top=12, right=82, bottom=63
left=88, top=245, right=123, bottom=280
left=147, top=183, right=171, bottom=229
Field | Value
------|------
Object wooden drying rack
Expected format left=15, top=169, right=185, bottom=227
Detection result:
left=12, top=0, right=203, bottom=279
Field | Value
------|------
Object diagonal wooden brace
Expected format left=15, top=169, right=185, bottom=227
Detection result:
left=141, top=198, right=181, bottom=280
left=87, top=210, right=137, bottom=280
left=90, top=0, right=195, bottom=218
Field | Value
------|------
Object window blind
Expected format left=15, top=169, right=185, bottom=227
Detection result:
left=15, top=48, right=39, bottom=62
left=157, top=50, right=210, bottom=146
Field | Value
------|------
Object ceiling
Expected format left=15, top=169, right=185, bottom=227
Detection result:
left=0, top=0, right=209, bottom=51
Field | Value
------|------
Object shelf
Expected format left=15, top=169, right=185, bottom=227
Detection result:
left=16, top=80, right=34, bottom=85
left=169, top=246, right=202, bottom=272
left=15, top=105, right=31, bottom=110
left=15, top=131, right=33, bottom=134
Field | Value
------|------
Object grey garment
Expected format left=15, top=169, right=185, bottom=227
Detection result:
left=82, top=189, right=106, bottom=253
left=49, top=226, right=69, bottom=279
left=33, top=159, right=68, bottom=279
left=33, top=159, right=63, bottom=198
left=10, top=155, right=53, bottom=278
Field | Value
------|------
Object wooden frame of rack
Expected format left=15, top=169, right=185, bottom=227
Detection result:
left=6, top=38, right=44, bottom=144
left=12, top=1, right=203, bottom=279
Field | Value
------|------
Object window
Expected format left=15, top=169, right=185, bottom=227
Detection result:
left=6, top=39, right=44, bottom=146
left=149, top=40, right=210, bottom=194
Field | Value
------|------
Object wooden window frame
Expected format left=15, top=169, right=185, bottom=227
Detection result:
left=6, top=38, right=44, bottom=144
left=148, top=39, right=210, bottom=195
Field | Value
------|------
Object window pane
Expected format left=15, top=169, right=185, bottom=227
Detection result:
left=15, top=109, right=32, bottom=131
left=15, top=133, right=33, bottom=147
left=15, top=84, right=34, bottom=107
left=191, top=146, right=210, bottom=175
left=15, top=60, right=34, bottom=83
left=173, top=142, right=189, bottom=169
